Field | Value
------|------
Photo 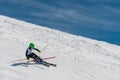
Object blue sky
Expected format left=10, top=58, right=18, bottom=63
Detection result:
left=0, top=0, right=120, bottom=45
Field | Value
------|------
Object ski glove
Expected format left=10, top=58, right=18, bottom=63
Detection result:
left=39, top=50, right=42, bottom=53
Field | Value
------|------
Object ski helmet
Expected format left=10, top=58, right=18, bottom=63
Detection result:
left=29, top=43, right=35, bottom=49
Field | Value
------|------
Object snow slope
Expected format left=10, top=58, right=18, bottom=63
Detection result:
left=0, top=15, right=120, bottom=80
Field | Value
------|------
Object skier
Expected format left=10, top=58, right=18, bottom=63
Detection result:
left=26, top=43, right=56, bottom=67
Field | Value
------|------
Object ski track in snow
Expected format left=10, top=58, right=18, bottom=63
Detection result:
left=0, top=15, right=120, bottom=80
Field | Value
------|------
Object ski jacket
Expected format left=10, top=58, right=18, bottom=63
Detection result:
left=26, top=47, right=40, bottom=55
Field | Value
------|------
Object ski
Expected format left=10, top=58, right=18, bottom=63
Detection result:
left=44, top=62, right=57, bottom=67
left=27, top=56, right=56, bottom=63
left=11, top=56, right=56, bottom=63
left=11, top=56, right=57, bottom=68
left=43, top=56, right=56, bottom=60
left=48, top=63, right=57, bottom=67
left=35, top=60, right=57, bottom=67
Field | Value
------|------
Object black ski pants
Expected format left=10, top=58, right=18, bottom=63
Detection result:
left=26, top=53, right=42, bottom=61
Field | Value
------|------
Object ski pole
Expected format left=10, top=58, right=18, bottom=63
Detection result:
left=41, top=44, right=49, bottom=51
left=9, top=58, right=27, bottom=63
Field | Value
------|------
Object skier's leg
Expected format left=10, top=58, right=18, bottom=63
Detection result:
left=41, top=60, right=56, bottom=67
left=45, top=61, right=56, bottom=67
left=41, top=60, right=50, bottom=67
left=25, top=54, right=31, bottom=64
left=29, top=53, right=42, bottom=61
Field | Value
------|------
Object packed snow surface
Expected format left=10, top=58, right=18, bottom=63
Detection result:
left=0, top=15, right=120, bottom=80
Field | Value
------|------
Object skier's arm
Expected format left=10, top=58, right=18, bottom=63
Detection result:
left=34, top=48, right=42, bottom=53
